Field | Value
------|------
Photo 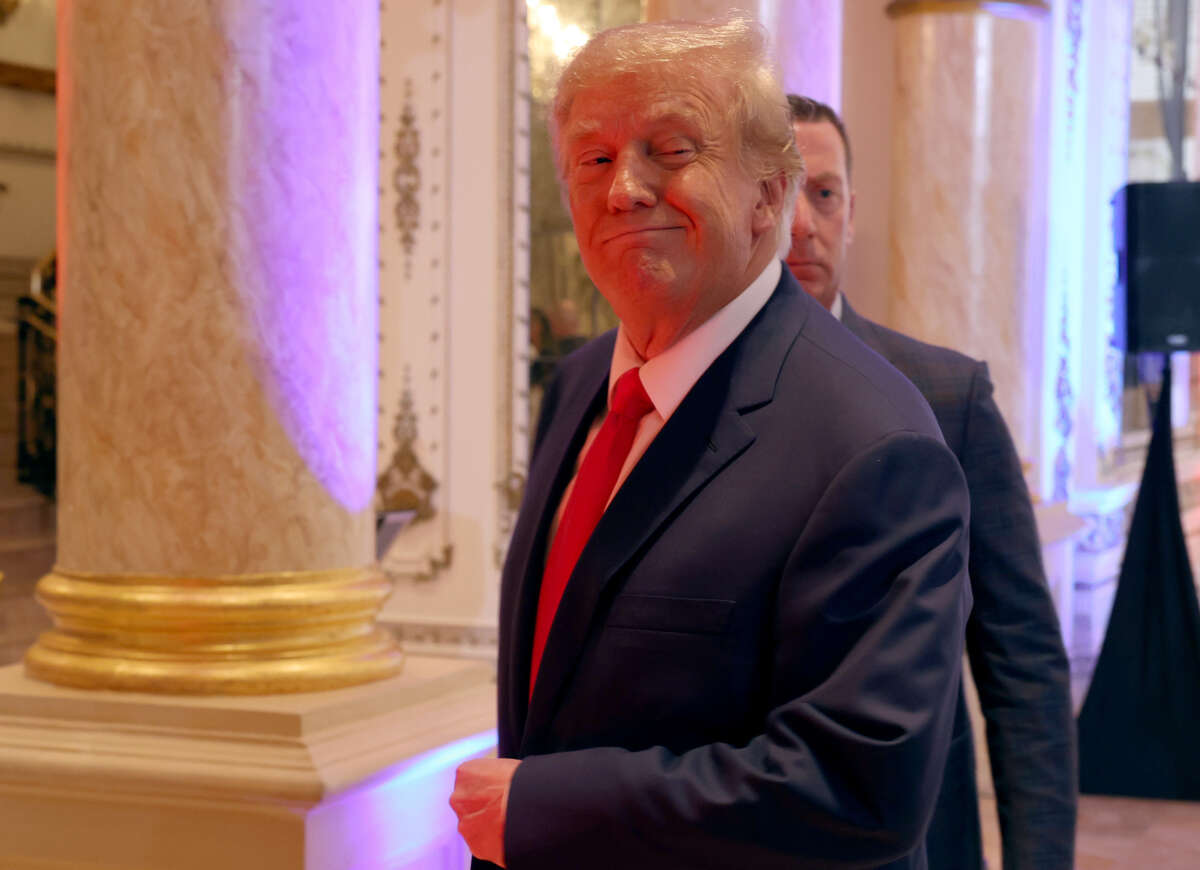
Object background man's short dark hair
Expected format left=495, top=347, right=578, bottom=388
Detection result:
left=787, top=94, right=852, bottom=179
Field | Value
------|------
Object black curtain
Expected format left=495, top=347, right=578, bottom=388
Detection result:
left=1078, top=359, right=1200, bottom=799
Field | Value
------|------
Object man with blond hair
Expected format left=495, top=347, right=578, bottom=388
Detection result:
left=451, top=19, right=972, bottom=869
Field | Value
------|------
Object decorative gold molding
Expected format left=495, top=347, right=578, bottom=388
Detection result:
left=886, top=0, right=1049, bottom=18
left=414, top=543, right=454, bottom=582
left=0, top=141, right=55, bottom=163
left=376, top=374, right=438, bottom=521
left=387, top=616, right=497, bottom=658
left=25, top=567, right=403, bottom=694
left=0, top=60, right=55, bottom=95
left=393, top=78, right=419, bottom=280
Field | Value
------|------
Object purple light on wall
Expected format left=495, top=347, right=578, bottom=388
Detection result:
left=229, top=1, right=380, bottom=511
left=309, top=730, right=499, bottom=868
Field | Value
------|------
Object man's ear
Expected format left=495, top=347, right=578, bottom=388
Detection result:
left=752, top=172, right=787, bottom=237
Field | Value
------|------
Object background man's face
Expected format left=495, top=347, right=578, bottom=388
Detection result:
left=560, top=72, right=776, bottom=350
left=787, top=120, right=855, bottom=310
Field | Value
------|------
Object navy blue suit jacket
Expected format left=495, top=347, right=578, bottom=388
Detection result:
left=485, top=269, right=972, bottom=869
left=840, top=300, right=1077, bottom=870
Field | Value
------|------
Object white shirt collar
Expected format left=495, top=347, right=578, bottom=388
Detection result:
left=831, top=290, right=844, bottom=321
left=608, top=258, right=781, bottom=421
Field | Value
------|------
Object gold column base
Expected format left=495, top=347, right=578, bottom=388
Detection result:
left=24, top=567, right=404, bottom=694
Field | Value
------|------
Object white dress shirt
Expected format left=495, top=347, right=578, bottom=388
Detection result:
left=550, top=259, right=782, bottom=535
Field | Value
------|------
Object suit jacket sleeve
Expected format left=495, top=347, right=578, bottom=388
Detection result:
left=959, top=364, right=1077, bottom=870
left=503, top=431, right=972, bottom=869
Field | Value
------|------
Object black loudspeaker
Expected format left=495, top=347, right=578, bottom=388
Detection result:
left=1114, top=181, right=1200, bottom=353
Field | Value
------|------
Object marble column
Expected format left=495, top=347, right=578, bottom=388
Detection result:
left=26, top=0, right=402, bottom=693
left=644, top=0, right=843, bottom=107
left=1195, top=10, right=1200, bottom=178
left=885, top=0, right=1048, bottom=459
left=770, top=0, right=843, bottom=109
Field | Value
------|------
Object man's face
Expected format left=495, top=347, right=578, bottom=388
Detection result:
left=560, top=73, right=780, bottom=355
left=787, top=120, right=855, bottom=310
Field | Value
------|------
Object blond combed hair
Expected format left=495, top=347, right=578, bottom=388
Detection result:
left=550, top=15, right=804, bottom=252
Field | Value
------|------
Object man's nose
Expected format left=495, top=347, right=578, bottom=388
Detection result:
left=607, top=150, right=657, bottom=212
left=791, top=191, right=816, bottom=239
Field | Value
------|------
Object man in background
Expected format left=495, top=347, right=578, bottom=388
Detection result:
left=448, top=18, right=974, bottom=869
left=787, top=94, right=1077, bottom=870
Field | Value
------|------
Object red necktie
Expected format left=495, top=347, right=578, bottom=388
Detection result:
left=529, top=367, right=654, bottom=696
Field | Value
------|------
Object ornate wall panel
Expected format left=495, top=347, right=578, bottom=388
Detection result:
left=1039, top=0, right=1087, bottom=502
left=378, top=0, right=453, bottom=582
left=377, top=0, right=529, bottom=657
left=496, top=4, right=533, bottom=570
left=1081, top=0, right=1131, bottom=484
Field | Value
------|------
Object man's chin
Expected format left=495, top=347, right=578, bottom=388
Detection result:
left=619, top=251, right=679, bottom=292
left=787, top=262, right=825, bottom=281
left=787, top=264, right=825, bottom=287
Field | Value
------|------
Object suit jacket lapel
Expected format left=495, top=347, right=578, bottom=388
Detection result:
left=502, top=356, right=609, bottom=747
left=520, top=269, right=813, bottom=752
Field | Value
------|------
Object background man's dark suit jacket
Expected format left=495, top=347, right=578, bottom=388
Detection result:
left=483, top=270, right=972, bottom=870
left=840, top=300, right=1077, bottom=870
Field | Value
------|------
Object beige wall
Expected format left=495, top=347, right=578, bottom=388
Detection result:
left=0, top=0, right=56, bottom=262
left=0, top=0, right=55, bottom=67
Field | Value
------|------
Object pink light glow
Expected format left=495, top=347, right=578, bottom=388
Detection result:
left=229, top=1, right=380, bottom=511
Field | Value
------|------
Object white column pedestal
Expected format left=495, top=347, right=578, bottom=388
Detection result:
left=0, top=656, right=496, bottom=870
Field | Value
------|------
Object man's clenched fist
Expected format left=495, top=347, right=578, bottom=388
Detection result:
left=449, top=757, right=520, bottom=867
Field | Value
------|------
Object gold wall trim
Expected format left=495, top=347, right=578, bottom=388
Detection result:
left=887, top=0, right=1049, bottom=18
left=25, top=567, right=404, bottom=694
left=393, top=78, right=419, bottom=280
left=0, top=60, right=55, bottom=95
left=0, top=142, right=55, bottom=164
left=377, top=375, right=438, bottom=520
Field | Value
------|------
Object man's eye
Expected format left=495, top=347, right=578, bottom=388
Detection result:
left=656, top=143, right=694, bottom=160
left=809, top=187, right=839, bottom=208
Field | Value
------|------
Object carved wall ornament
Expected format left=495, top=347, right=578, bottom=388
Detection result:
left=0, top=60, right=54, bottom=95
left=1054, top=299, right=1074, bottom=502
left=387, top=617, right=497, bottom=658
left=1063, top=0, right=1085, bottom=139
left=412, top=543, right=453, bottom=583
left=1096, top=1, right=1131, bottom=473
left=376, top=370, right=438, bottom=521
left=1076, top=505, right=1132, bottom=555
left=394, top=78, right=419, bottom=279
left=0, top=141, right=54, bottom=163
